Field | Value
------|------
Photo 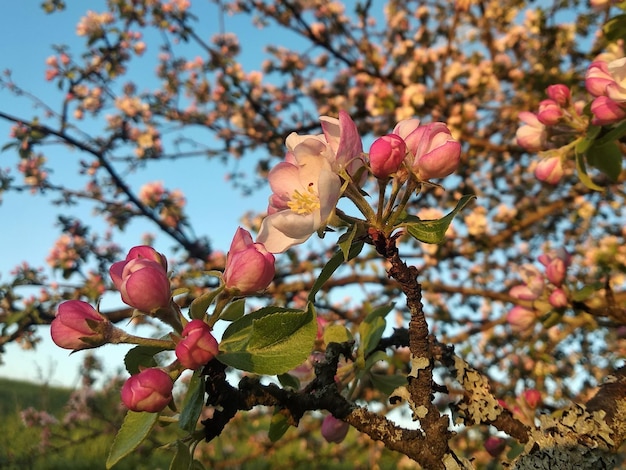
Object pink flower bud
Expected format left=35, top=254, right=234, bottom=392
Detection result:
left=401, top=122, right=461, bottom=180
left=586, top=61, right=613, bottom=97
left=549, top=288, right=568, bottom=308
left=519, top=265, right=545, bottom=297
left=50, top=300, right=109, bottom=350
left=542, top=254, right=568, bottom=286
left=321, top=415, right=349, bottom=443
left=369, top=134, right=406, bottom=179
left=175, top=319, right=219, bottom=370
left=516, top=112, right=547, bottom=152
left=590, top=96, right=626, bottom=126
left=534, top=156, right=563, bottom=185
left=538, top=248, right=571, bottom=268
left=484, top=436, right=506, bottom=457
left=523, top=389, right=542, bottom=409
left=546, top=84, right=571, bottom=107
left=509, top=284, right=540, bottom=301
left=125, top=245, right=168, bottom=270
left=536, top=99, right=563, bottom=126
left=224, top=227, right=275, bottom=294
left=110, top=246, right=171, bottom=312
left=606, top=57, right=626, bottom=102
left=121, top=368, right=173, bottom=413
left=507, top=306, right=536, bottom=334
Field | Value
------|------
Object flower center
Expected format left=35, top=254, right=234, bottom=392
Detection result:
left=287, top=183, right=320, bottom=215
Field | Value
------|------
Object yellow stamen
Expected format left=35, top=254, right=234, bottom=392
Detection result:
left=287, top=184, right=320, bottom=215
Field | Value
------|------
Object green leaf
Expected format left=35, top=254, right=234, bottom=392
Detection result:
left=358, top=304, right=393, bottom=358
left=586, top=140, right=623, bottom=181
left=603, top=13, right=626, bottom=42
left=218, top=304, right=317, bottom=375
left=179, top=371, right=205, bottom=433
left=575, top=150, right=605, bottom=192
left=593, top=120, right=626, bottom=146
left=323, top=324, right=353, bottom=345
left=268, top=410, right=291, bottom=442
left=572, top=282, right=604, bottom=302
left=124, top=345, right=169, bottom=375
left=0, top=141, right=17, bottom=153
left=219, top=298, right=246, bottom=321
left=106, top=411, right=159, bottom=469
left=277, top=373, right=300, bottom=390
left=337, top=223, right=358, bottom=261
left=364, top=350, right=389, bottom=370
left=189, top=285, right=225, bottom=320
left=404, top=194, right=475, bottom=244
left=540, top=311, right=563, bottom=329
left=369, top=373, right=407, bottom=396
left=169, top=441, right=192, bottom=470
left=308, top=241, right=364, bottom=302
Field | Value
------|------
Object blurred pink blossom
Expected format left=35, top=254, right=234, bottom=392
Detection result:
left=321, top=415, right=349, bottom=443
left=534, top=156, right=563, bottom=185
left=546, top=84, right=571, bottom=107
left=516, top=112, right=547, bottom=152
left=536, top=99, right=563, bottom=126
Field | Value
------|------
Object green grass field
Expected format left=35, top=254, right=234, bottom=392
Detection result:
left=0, top=377, right=407, bottom=469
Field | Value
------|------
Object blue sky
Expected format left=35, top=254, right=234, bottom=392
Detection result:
left=0, top=1, right=285, bottom=387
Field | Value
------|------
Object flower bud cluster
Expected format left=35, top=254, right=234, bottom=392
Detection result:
left=586, top=58, right=626, bottom=126
left=369, top=119, right=461, bottom=181
left=507, top=248, right=571, bottom=333
left=515, top=84, right=589, bottom=185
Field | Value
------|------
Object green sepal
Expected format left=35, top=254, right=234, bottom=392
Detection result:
left=219, top=298, right=246, bottom=321
left=189, top=285, right=225, bottom=320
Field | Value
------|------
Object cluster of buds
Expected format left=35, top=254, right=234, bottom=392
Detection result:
left=507, top=248, right=571, bottom=334
left=369, top=120, right=461, bottom=180
left=51, top=228, right=276, bottom=413
left=586, top=58, right=626, bottom=126
left=258, top=112, right=461, bottom=253
left=516, top=85, right=588, bottom=185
